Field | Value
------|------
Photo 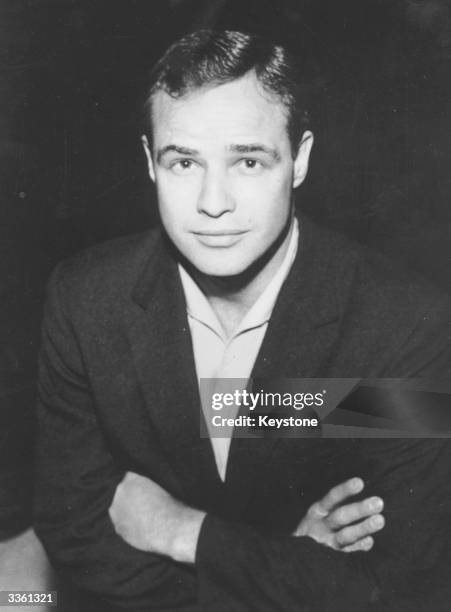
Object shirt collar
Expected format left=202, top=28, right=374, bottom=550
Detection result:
left=178, top=264, right=224, bottom=338
left=178, top=217, right=299, bottom=340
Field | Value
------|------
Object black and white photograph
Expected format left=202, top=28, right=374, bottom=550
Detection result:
left=1, top=1, right=451, bottom=610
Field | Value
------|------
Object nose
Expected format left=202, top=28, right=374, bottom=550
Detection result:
left=197, top=170, right=235, bottom=217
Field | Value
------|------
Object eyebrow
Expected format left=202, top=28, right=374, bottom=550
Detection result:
left=156, top=143, right=282, bottom=164
left=229, top=144, right=281, bottom=161
left=156, top=145, right=200, bottom=163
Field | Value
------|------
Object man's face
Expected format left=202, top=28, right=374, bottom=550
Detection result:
left=143, top=72, right=313, bottom=277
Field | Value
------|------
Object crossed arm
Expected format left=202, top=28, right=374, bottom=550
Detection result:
left=109, top=472, right=385, bottom=564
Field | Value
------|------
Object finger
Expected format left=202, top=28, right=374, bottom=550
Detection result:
left=342, top=536, right=374, bottom=553
left=327, top=496, right=384, bottom=529
left=335, top=514, right=385, bottom=547
left=311, top=477, right=364, bottom=517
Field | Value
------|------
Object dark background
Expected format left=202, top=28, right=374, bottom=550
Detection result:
left=1, top=0, right=450, bottom=534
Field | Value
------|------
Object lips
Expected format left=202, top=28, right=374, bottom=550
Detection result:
left=193, top=230, right=247, bottom=235
left=192, top=229, right=248, bottom=247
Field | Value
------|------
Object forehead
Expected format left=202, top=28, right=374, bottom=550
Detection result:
left=150, top=73, right=290, bottom=150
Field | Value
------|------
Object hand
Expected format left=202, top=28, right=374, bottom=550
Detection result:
left=294, top=477, right=384, bottom=552
left=109, top=472, right=206, bottom=564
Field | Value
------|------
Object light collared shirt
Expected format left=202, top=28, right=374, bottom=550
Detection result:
left=178, top=218, right=299, bottom=480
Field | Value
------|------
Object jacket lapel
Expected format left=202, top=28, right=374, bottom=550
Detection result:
left=128, top=231, right=223, bottom=504
left=225, top=216, right=343, bottom=513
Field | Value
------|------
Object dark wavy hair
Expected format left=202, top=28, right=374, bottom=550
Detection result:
left=143, top=30, right=311, bottom=155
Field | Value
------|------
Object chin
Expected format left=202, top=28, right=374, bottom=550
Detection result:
left=192, top=261, right=249, bottom=278
left=177, top=244, right=252, bottom=278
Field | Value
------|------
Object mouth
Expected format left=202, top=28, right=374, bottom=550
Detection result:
left=192, top=230, right=248, bottom=247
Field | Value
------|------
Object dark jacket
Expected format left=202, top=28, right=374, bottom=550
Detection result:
left=34, top=216, right=451, bottom=611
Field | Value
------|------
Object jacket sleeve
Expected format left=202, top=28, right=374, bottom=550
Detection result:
left=195, top=438, right=451, bottom=611
left=33, top=265, right=200, bottom=611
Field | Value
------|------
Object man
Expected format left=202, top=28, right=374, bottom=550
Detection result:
left=34, top=30, right=451, bottom=611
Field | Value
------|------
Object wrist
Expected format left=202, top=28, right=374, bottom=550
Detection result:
left=170, top=506, right=207, bottom=564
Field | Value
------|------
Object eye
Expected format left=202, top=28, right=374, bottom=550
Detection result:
left=170, top=159, right=196, bottom=174
left=237, top=158, right=264, bottom=174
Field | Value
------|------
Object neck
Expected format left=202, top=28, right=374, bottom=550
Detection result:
left=187, top=215, right=295, bottom=336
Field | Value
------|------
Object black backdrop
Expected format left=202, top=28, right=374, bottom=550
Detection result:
left=1, top=0, right=450, bottom=534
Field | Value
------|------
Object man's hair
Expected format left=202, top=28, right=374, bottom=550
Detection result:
left=143, top=29, right=311, bottom=155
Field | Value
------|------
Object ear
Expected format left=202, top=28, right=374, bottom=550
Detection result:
left=141, top=135, right=156, bottom=182
left=292, top=130, right=314, bottom=188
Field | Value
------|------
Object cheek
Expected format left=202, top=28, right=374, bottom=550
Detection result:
left=235, top=176, right=292, bottom=223
left=156, top=178, right=195, bottom=222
